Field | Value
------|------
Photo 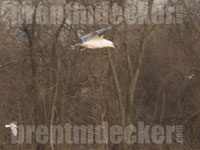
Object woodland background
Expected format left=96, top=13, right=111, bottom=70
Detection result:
left=0, top=0, right=200, bottom=150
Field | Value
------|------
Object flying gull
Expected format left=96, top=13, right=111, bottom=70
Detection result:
left=71, top=27, right=115, bottom=51
left=5, top=122, right=17, bottom=136
left=187, top=74, right=195, bottom=79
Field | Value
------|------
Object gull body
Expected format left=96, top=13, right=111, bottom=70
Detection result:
left=5, top=123, right=17, bottom=136
left=81, top=39, right=115, bottom=49
left=71, top=27, right=115, bottom=51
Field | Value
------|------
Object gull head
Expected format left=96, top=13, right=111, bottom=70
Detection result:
left=104, top=41, right=115, bottom=49
left=110, top=42, right=115, bottom=49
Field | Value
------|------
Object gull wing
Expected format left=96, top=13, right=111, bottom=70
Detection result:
left=96, top=27, right=111, bottom=36
left=81, top=27, right=111, bottom=42
left=10, top=125, right=17, bottom=136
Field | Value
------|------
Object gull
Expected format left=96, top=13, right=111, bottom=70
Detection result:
left=70, top=27, right=115, bottom=51
left=5, top=122, right=17, bottom=136
left=187, top=74, right=195, bottom=79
